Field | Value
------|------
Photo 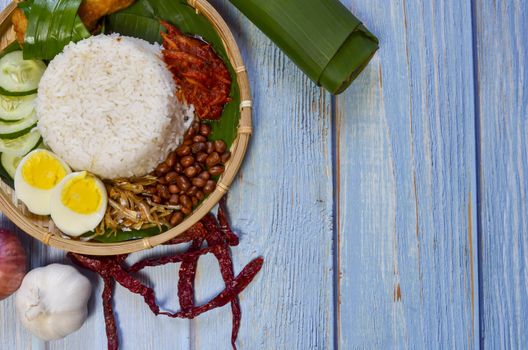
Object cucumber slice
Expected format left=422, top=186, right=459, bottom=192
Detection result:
left=0, top=141, right=48, bottom=182
left=0, top=94, right=36, bottom=121
left=0, top=128, right=41, bottom=156
left=1, top=152, right=22, bottom=178
left=0, top=51, right=46, bottom=95
left=0, top=111, right=37, bottom=138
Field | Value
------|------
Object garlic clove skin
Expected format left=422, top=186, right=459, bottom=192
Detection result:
left=15, top=263, right=92, bottom=341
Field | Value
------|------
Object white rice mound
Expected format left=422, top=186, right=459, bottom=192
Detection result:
left=37, top=34, right=193, bottom=179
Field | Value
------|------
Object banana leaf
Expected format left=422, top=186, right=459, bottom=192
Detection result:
left=97, top=0, right=242, bottom=243
left=86, top=226, right=165, bottom=243
left=105, top=0, right=240, bottom=147
left=2, top=1, right=241, bottom=243
left=22, top=0, right=90, bottom=60
left=228, top=0, right=378, bottom=94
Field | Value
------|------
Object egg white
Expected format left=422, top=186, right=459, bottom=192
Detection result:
left=14, top=150, right=72, bottom=216
left=50, top=172, right=107, bottom=237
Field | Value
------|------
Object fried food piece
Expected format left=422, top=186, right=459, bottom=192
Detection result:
left=78, top=0, right=135, bottom=30
left=12, top=8, right=27, bottom=44
left=161, top=21, right=232, bottom=120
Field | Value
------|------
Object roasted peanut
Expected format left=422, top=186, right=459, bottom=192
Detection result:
left=180, top=155, right=195, bottom=167
left=170, top=211, right=185, bottom=226
left=206, top=152, right=221, bottom=168
left=209, top=165, right=224, bottom=176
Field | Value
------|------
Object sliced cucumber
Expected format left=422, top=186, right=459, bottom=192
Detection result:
left=0, top=111, right=37, bottom=138
left=0, top=128, right=41, bottom=156
left=0, top=93, right=36, bottom=121
left=1, top=152, right=22, bottom=178
left=1, top=141, right=47, bottom=179
left=0, top=51, right=46, bottom=95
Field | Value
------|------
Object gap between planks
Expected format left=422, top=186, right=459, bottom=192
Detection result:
left=331, top=94, right=341, bottom=350
left=470, top=0, right=483, bottom=347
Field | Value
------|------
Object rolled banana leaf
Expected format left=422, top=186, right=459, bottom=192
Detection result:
left=228, top=0, right=378, bottom=94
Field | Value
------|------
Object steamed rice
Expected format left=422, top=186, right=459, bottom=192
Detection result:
left=37, top=34, right=193, bottom=179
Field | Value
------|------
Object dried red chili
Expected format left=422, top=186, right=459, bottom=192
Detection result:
left=159, top=257, right=264, bottom=319
left=200, top=208, right=243, bottom=347
left=178, top=238, right=203, bottom=310
left=68, top=200, right=263, bottom=350
left=102, top=277, right=118, bottom=350
left=127, top=245, right=218, bottom=273
left=218, top=197, right=240, bottom=246
left=163, top=221, right=207, bottom=245
left=201, top=213, right=241, bottom=348
left=161, top=21, right=232, bottom=120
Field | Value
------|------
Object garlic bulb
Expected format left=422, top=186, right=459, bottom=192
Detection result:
left=15, top=263, right=92, bottom=341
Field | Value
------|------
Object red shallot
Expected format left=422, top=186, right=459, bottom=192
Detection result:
left=0, top=229, right=27, bottom=300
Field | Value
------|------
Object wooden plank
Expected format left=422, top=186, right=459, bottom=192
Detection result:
left=474, top=1, right=528, bottom=348
left=0, top=2, right=188, bottom=349
left=191, top=1, right=336, bottom=349
left=0, top=219, right=50, bottom=350
left=0, top=221, right=193, bottom=350
left=48, top=247, right=192, bottom=350
left=336, top=1, right=480, bottom=348
left=0, top=1, right=336, bottom=350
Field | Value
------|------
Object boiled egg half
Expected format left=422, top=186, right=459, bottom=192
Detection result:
left=14, top=150, right=71, bottom=215
left=50, top=171, right=107, bottom=237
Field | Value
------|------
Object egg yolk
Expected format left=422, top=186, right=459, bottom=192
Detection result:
left=60, top=172, right=102, bottom=214
left=22, top=151, right=68, bottom=189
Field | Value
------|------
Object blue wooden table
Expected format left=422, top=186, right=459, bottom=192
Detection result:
left=1, top=0, right=527, bottom=349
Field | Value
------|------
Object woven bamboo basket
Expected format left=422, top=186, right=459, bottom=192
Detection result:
left=0, top=0, right=252, bottom=255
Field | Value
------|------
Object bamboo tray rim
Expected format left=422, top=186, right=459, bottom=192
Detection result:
left=0, top=0, right=252, bottom=256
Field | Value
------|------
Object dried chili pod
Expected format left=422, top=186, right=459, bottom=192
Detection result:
left=209, top=237, right=242, bottom=348
left=103, top=277, right=119, bottom=350
left=70, top=253, right=162, bottom=316
left=161, top=257, right=264, bottom=319
left=218, top=197, right=240, bottom=246
left=68, top=253, right=128, bottom=276
left=111, top=268, right=161, bottom=315
left=201, top=213, right=242, bottom=349
left=178, top=238, right=203, bottom=310
left=67, top=199, right=264, bottom=350
left=163, top=222, right=207, bottom=245
left=127, top=246, right=218, bottom=273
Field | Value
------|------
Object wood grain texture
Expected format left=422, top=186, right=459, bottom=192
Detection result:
left=0, top=0, right=335, bottom=349
left=474, top=1, right=528, bottom=348
left=193, top=1, right=335, bottom=349
left=2, top=0, right=528, bottom=349
left=0, top=230, right=193, bottom=350
left=336, top=0, right=480, bottom=348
